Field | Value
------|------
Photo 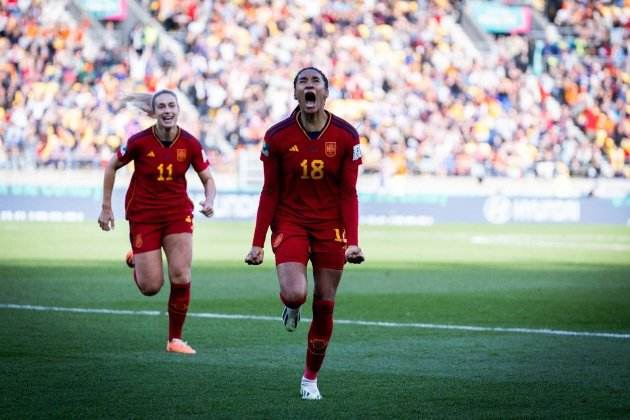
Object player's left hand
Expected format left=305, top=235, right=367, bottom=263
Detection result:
left=199, top=200, right=214, bottom=218
left=345, top=245, right=365, bottom=264
left=98, top=207, right=115, bottom=231
left=245, top=246, right=264, bottom=265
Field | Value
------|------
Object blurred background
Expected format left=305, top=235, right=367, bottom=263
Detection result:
left=0, top=0, right=629, bottom=225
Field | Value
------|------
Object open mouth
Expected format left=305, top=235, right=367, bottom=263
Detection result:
left=305, top=92, right=316, bottom=103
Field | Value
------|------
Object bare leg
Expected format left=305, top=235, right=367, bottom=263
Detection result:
left=163, top=233, right=193, bottom=285
left=277, top=262, right=308, bottom=307
left=312, top=267, right=342, bottom=301
left=133, top=249, right=164, bottom=296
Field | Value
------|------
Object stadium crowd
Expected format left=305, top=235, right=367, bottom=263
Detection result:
left=1, top=0, right=629, bottom=179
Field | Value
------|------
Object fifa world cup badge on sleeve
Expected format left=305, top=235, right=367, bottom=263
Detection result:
left=261, top=142, right=270, bottom=157
left=120, top=145, right=127, bottom=156
left=352, top=144, right=362, bottom=161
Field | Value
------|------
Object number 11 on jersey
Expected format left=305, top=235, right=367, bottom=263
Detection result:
left=157, top=163, right=173, bottom=181
left=333, top=228, right=347, bottom=243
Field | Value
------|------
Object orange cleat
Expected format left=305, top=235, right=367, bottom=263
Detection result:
left=166, top=338, right=196, bottom=355
left=125, top=250, right=134, bottom=268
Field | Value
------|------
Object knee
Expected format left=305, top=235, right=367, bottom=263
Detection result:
left=169, top=267, right=191, bottom=285
left=314, top=290, right=337, bottom=301
left=135, top=273, right=163, bottom=296
left=280, top=290, right=307, bottom=308
left=139, top=285, right=160, bottom=296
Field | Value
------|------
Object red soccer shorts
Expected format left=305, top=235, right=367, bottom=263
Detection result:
left=129, top=215, right=193, bottom=254
left=270, top=220, right=346, bottom=270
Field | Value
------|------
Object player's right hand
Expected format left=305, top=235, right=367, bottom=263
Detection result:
left=345, top=245, right=365, bottom=264
left=198, top=199, right=215, bottom=218
left=98, top=208, right=115, bottom=231
left=245, top=246, right=264, bottom=265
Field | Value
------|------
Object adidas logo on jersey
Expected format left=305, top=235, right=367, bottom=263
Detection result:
left=146, top=151, right=155, bottom=157
left=289, top=145, right=299, bottom=152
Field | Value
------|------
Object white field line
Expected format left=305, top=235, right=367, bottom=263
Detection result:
left=2, top=303, right=629, bottom=340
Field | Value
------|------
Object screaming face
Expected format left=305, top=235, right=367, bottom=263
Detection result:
left=294, top=68, right=328, bottom=115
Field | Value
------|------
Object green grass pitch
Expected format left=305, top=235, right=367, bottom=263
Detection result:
left=1, top=221, right=629, bottom=419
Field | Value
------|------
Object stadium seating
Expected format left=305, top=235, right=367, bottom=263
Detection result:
left=0, top=0, right=628, bottom=179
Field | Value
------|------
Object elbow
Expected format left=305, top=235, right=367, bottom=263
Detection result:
left=105, top=164, right=117, bottom=177
left=108, top=156, right=123, bottom=172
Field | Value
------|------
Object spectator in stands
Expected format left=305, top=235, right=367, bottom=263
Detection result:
left=0, top=0, right=628, bottom=179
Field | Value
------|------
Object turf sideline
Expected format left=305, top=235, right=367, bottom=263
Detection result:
left=2, top=303, right=629, bottom=340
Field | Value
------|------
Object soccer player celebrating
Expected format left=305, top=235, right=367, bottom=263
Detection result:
left=245, top=67, right=365, bottom=400
left=98, top=89, right=216, bottom=355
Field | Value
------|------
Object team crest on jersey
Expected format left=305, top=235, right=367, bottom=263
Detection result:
left=325, top=142, right=336, bottom=157
left=272, top=232, right=284, bottom=249
left=177, top=149, right=187, bottom=162
left=261, top=142, right=269, bottom=157
left=352, top=144, right=362, bottom=161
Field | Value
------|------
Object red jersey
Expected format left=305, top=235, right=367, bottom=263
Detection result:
left=117, top=126, right=209, bottom=223
left=252, top=110, right=362, bottom=247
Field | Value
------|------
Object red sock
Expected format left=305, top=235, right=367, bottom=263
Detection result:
left=168, top=282, right=191, bottom=341
left=304, top=299, right=335, bottom=380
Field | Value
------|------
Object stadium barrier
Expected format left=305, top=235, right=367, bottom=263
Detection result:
left=1, top=184, right=628, bottom=225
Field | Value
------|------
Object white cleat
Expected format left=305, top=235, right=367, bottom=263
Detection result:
left=282, top=305, right=300, bottom=332
left=300, top=377, right=322, bottom=400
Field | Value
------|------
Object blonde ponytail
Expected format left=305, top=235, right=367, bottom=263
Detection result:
left=122, top=90, right=178, bottom=118
left=122, top=93, right=155, bottom=117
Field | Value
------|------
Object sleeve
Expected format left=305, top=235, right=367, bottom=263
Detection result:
left=116, top=137, right=138, bottom=165
left=340, top=134, right=362, bottom=246
left=252, top=137, right=280, bottom=247
left=190, top=138, right=210, bottom=172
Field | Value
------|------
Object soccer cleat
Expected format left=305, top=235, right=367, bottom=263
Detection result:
left=125, top=250, right=135, bottom=268
left=300, top=376, right=322, bottom=400
left=282, top=305, right=300, bottom=332
left=166, top=338, right=196, bottom=355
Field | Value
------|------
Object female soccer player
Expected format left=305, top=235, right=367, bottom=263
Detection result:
left=244, top=67, right=365, bottom=400
left=98, top=89, right=216, bottom=355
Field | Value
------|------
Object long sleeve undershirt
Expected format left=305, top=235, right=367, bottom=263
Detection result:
left=252, top=157, right=279, bottom=247
left=339, top=161, right=359, bottom=246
